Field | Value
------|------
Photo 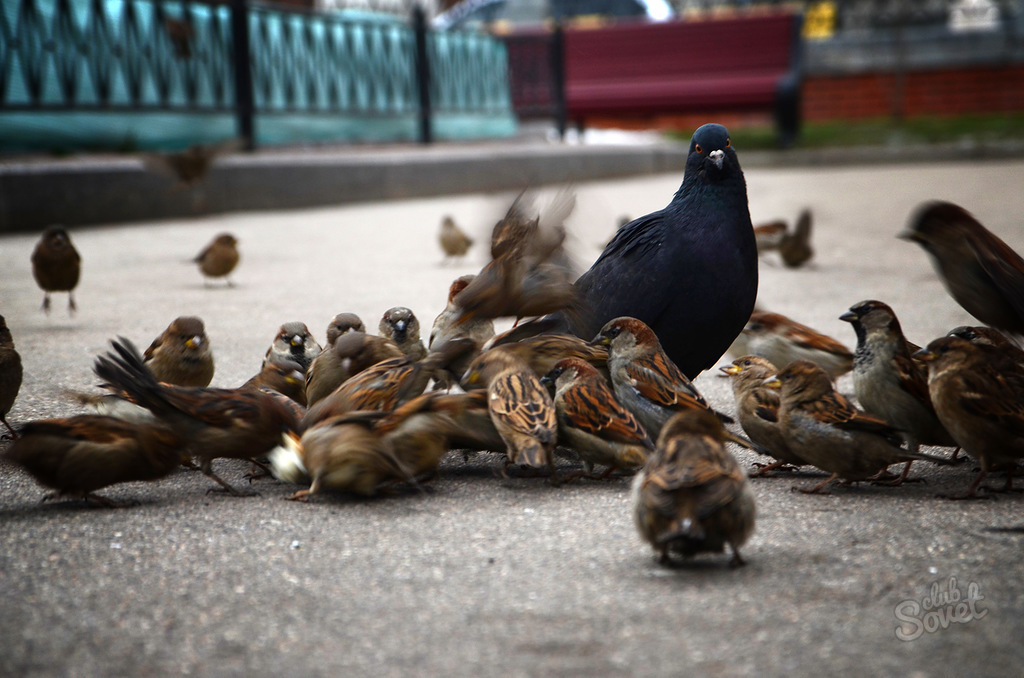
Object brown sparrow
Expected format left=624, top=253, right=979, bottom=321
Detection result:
left=729, top=310, right=853, bottom=379
left=379, top=307, right=427, bottom=361
left=489, top=329, right=609, bottom=381
left=765, top=360, right=950, bottom=494
left=264, top=321, right=322, bottom=374
left=193, top=233, right=239, bottom=286
left=946, top=325, right=1024, bottom=364
left=429, top=275, right=496, bottom=389
left=840, top=300, right=957, bottom=482
left=632, top=408, right=756, bottom=567
left=719, top=356, right=807, bottom=475
left=31, top=227, right=81, bottom=314
left=325, top=313, right=366, bottom=345
left=94, top=338, right=301, bottom=496
left=0, top=315, right=23, bottom=439
left=542, top=358, right=651, bottom=476
left=753, top=209, right=813, bottom=268
left=144, top=139, right=241, bottom=189
left=439, top=215, right=473, bottom=262
left=590, top=317, right=729, bottom=441
left=462, top=345, right=558, bottom=472
left=304, top=331, right=403, bottom=408
left=241, top=359, right=307, bottom=407
left=915, top=336, right=1024, bottom=498
left=143, top=315, right=215, bottom=387
left=900, top=201, right=1024, bottom=337
left=4, top=415, right=185, bottom=507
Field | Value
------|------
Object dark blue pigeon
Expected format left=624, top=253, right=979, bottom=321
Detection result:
left=568, top=123, right=758, bottom=378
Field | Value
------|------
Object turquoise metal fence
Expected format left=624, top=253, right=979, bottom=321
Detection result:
left=0, top=0, right=516, bottom=151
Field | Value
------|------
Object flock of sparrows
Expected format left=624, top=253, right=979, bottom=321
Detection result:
left=3, top=124, right=1023, bottom=569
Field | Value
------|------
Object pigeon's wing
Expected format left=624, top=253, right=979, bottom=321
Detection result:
left=572, top=210, right=674, bottom=333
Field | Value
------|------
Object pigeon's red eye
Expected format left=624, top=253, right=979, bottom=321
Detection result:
left=695, top=144, right=703, bottom=154
left=725, top=138, right=731, bottom=148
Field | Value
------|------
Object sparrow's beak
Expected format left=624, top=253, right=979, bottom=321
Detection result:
left=762, top=376, right=781, bottom=390
left=285, top=369, right=304, bottom=385
left=394, top=320, right=407, bottom=333
left=589, top=334, right=610, bottom=348
left=341, top=357, right=353, bottom=373
left=186, top=335, right=203, bottom=349
left=913, top=348, right=937, bottom=362
left=897, top=229, right=922, bottom=243
left=290, top=334, right=303, bottom=347
left=719, top=364, right=741, bottom=376
left=838, top=311, right=858, bottom=323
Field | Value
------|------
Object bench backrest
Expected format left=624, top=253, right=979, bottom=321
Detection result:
left=565, top=13, right=800, bottom=82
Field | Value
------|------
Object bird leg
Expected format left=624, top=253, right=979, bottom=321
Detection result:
left=748, top=460, right=797, bottom=477
left=68, top=292, right=77, bottom=314
left=244, top=459, right=274, bottom=482
left=949, top=447, right=964, bottom=462
left=728, top=544, right=746, bottom=568
left=201, top=464, right=257, bottom=497
left=871, top=462, right=925, bottom=486
left=793, top=473, right=839, bottom=495
left=41, top=294, right=51, bottom=314
left=0, top=416, right=18, bottom=440
left=286, top=488, right=312, bottom=502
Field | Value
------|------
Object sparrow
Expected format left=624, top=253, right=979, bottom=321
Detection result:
left=542, top=358, right=652, bottom=477
left=765, top=360, right=951, bottom=494
left=915, top=336, right=1024, bottom=498
left=752, top=208, right=813, bottom=268
left=143, top=315, right=215, bottom=387
left=566, top=124, right=758, bottom=378
left=305, top=339, right=473, bottom=426
left=0, top=315, right=23, bottom=439
left=304, top=331, right=403, bottom=408
left=719, top=356, right=806, bottom=475
left=429, top=275, right=496, bottom=388
left=631, top=408, right=756, bottom=567
left=144, top=139, right=241, bottom=189
left=94, top=338, right=301, bottom=496
left=456, top=190, right=578, bottom=326
left=947, top=325, right=1024, bottom=364
left=193, top=233, right=239, bottom=286
left=900, top=201, right=1024, bottom=337
left=729, top=310, right=853, bottom=379
left=462, top=345, right=558, bottom=473
left=31, top=226, right=81, bottom=314
left=379, top=307, right=427, bottom=361
left=241, top=359, right=307, bottom=407
left=439, top=215, right=473, bottom=262
left=779, top=208, right=814, bottom=268
left=4, top=415, right=185, bottom=507
left=279, top=391, right=472, bottom=499
left=325, top=313, right=366, bottom=345
left=488, top=328, right=610, bottom=381
left=590, top=317, right=730, bottom=441
left=839, top=300, right=957, bottom=482
left=263, top=321, right=322, bottom=374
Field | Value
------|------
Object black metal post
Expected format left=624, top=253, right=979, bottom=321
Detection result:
left=231, top=0, right=255, bottom=150
left=413, top=5, right=432, bottom=145
left=551, top=23, right=566, bottom=140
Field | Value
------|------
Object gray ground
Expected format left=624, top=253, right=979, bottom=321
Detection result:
left=1, top=158, right=1022, bottom=677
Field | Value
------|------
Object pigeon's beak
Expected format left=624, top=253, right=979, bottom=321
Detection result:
left=709, top=149, right=725, bottom=170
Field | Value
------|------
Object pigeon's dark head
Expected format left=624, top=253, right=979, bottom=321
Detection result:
left=686, top=123, right=738, bottom=181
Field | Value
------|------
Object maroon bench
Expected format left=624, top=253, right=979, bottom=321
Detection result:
left=563, top=13, right=803, bottom=144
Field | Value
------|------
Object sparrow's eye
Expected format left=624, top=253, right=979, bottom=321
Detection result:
left=694, top=144, right=703, bottom=154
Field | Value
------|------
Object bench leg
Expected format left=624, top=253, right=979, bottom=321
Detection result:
left=775, top=76, right=801, bottom=148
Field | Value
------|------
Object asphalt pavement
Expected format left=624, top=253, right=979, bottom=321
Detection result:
left=0, top=145, right=1023, bottom=677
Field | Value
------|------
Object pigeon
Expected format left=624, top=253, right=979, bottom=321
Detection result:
left=566, top=123, right=757, bottom=378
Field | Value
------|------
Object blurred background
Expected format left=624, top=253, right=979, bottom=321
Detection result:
left=1, top=0, right=1022, bottom=153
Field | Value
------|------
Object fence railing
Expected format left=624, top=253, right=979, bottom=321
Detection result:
left=0, top=0, right=516, bottom=150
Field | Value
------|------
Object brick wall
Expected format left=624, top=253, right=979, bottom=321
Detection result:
left=802, top=64, right=1024, bottom=121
